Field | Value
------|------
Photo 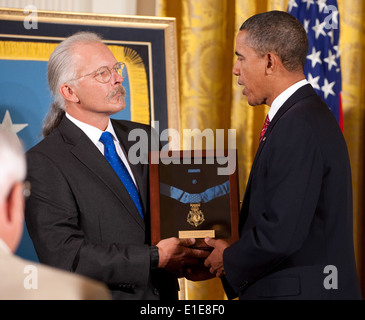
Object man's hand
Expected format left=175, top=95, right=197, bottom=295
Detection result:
left=204, top=238, right=230, bottom=278
left=184, top=263, right=216, bottom=281
left=156, top=238, right=210, bottom=274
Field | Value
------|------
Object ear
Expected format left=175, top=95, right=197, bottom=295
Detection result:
left=7, top=183, right=24, bottom=226
left=1, top=183, right=24, bottom=252
left=265, top=52, right=279, bottom=75
left=59, top=84, right=80, bottom=104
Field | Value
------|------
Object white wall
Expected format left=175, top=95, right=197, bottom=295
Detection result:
left=0, top=0, right=92, bottom=13
left=0, top=0, right=150, bottom=15
left=91, top=0, right=136, bottom=15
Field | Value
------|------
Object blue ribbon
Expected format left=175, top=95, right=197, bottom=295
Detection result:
left=159, top=180, right=230, bottom=204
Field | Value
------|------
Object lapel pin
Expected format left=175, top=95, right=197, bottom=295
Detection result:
left=263, top=137, right=267, bottom=142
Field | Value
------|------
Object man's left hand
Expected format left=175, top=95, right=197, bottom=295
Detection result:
left=204, top=238, right=230, bottom=278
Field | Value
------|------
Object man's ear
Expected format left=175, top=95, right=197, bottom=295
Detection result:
left=59, top=84, right=80, bottom=103
left=2, top=183, right=24, bottom=252
left=7, top=183, right=24, bottom=225
left=265, top=52, right=279, bottom=75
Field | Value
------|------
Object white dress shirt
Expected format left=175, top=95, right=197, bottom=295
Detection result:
left=66, top=113, right=138, bottom=187
left=268, top=79, right=309, bottom=121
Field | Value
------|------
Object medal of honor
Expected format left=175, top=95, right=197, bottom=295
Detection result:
left=187, top=203, right=205, bottom=227
left=159, top=180, right=230, bottom=229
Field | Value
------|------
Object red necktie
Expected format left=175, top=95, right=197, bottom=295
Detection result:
left=259, top=115, right=270, bottom=142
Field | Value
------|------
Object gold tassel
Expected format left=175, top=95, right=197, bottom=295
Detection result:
left=108, top=45, right=150, bottom=125
left=0, top=41, right=56, bottom=61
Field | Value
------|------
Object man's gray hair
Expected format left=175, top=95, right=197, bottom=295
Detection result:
left=0, top=129, right=26, bottom=202
left=240, top=10, right=309, bottom=72
left=43, top=32, right=104, bottom=137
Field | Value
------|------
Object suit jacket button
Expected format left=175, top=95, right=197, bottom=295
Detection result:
left=153, top=288, right=160, bottom=296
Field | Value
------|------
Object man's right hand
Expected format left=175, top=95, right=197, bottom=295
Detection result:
left=156, top=238, right=210, bottom=274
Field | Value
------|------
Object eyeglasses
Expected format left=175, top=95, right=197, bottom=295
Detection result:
left=68, top=62, right=126, bottom=84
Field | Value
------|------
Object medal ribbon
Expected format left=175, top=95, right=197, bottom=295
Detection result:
left=159, top=180, right=230, bottom=204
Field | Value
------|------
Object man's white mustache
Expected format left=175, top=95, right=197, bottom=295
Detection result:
left=107, top=86, right=126, bottom=101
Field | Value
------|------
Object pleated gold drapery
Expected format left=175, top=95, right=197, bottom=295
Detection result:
left=158, top=0, right=365, bottom=300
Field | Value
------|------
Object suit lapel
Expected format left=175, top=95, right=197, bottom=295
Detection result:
left=58, top=117, right=145, bottom=230
left=240, top=84, right=317, bottom=217
left=264, top=84, right=317, bottom=142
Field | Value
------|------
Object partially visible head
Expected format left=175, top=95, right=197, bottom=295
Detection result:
left=239, top=10, right=308, bottom=72
left=0, top=129, right=26, bottom=252
left=233, top=11, right=308, bottom=106
left=43, top=32, right=126, bottom=136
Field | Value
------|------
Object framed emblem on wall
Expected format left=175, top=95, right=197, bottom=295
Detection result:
left=0, top=7, right=180, bottom=260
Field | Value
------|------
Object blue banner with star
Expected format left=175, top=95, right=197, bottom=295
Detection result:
left=0, top=60, right=52, bottom=261
left=0, top=58, right=135, bottom=261
left=0, top=52, right=138, bottom=261
left=0, top=60, right=50, bottom=149
left=0, top=9, right=179, bottom=264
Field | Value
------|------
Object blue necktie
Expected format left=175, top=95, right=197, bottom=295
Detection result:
left=99, top=132, right=144, bottom=220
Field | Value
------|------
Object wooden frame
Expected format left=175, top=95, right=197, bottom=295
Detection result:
left=150, top=150, right=240, bottom=248
left=0, top=8, right=180, bottom=136
left=0, top=7, right=180, bottom=261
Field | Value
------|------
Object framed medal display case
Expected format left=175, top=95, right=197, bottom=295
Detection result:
left=149, top=150, right=240, bottom=248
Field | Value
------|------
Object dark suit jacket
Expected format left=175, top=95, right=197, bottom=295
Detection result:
left=223, top=84, right=362, bottom=300
left=25, top=116, right=178, bottom=300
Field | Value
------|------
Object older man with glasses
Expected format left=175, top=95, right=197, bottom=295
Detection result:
left=25, top=32, right=208, bottom=300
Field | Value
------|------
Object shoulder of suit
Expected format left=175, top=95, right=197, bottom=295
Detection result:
left=0, top=253, right=111, bottom=300
left=26, top=130, right=73, bottom=166
left=27, top=119, right=153, bottom=155
left=26, top=127, right=63, bottom=155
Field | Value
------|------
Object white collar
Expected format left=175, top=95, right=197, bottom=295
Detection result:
left=268, top=79, right=309, bottom=121
left=65, top=113, right=118, bottom=144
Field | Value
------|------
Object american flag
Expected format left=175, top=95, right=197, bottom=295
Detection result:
left=288, top=0, right=343, bottom=130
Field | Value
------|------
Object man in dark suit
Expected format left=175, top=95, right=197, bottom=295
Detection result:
left=25, top=32, right=208, bottom=300
left=202, top=11, right=362, bottom=299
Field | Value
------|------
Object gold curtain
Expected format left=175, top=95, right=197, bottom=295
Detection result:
left=158, top=0, right=365, bottom=300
